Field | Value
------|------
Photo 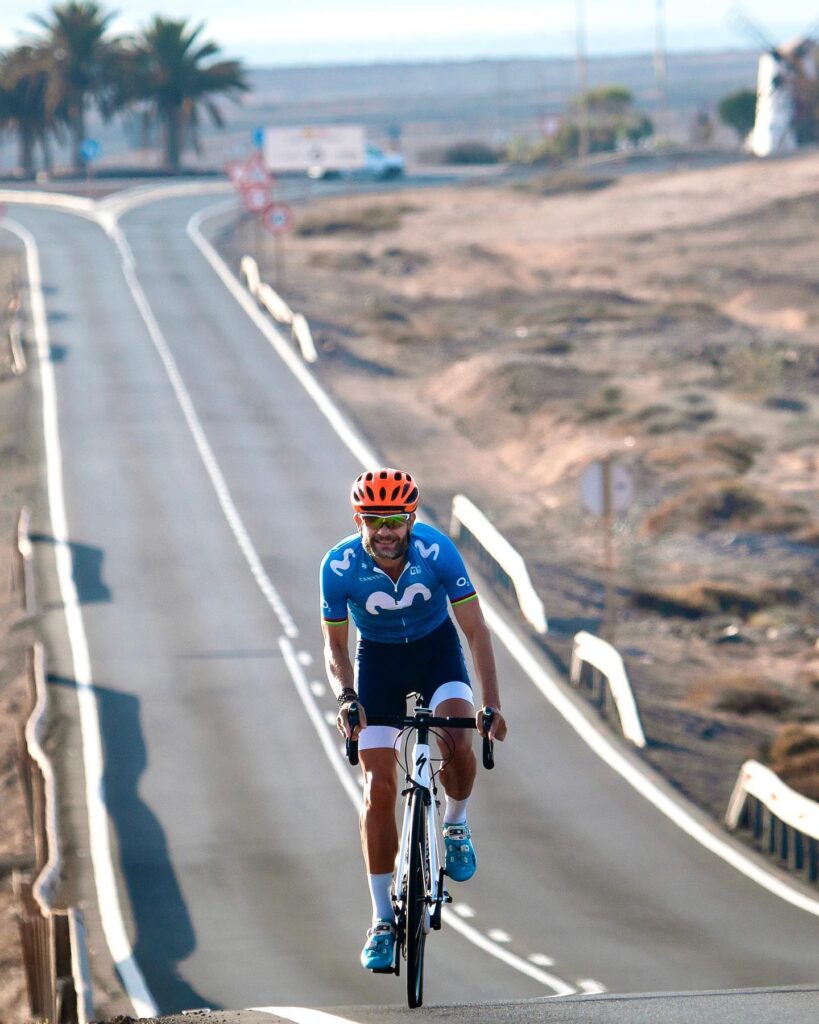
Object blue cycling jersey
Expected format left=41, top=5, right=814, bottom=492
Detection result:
left=320, top=522, right=477, bottom=643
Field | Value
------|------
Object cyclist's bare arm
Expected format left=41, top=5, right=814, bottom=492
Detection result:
left=321, top=619, right=367, bottom=737
left=451, top=597, right=508, bottom=742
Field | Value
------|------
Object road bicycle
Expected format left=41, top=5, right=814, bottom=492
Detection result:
left=346, top=695, right=495, bottom=1008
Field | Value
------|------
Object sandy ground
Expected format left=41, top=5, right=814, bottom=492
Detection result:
left=217, top=149, right=819, bottom=823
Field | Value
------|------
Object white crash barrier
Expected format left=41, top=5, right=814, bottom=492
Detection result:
left=450, top=494, right=547, bottom=634
left=726, top=761, right=819, bottom=885
left=291, top=313, right=318, bottom=363
left=240, top=254, right=321, bottom=362
left=570, top=631, right=646, bottom=748
left=239, top=255, right=260, bottom=296
left=257, top=282, right=295, bottom=325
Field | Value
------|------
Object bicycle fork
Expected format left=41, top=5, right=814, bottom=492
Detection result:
left=393, top=725, right=450, bottom=937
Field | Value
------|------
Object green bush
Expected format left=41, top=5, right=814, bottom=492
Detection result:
left=718, top=89, right=757, bottom=142
left=440, top=141, right=501, bottom=165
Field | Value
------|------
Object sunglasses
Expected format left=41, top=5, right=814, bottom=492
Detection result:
left=360, top=513, right=412, bottom=529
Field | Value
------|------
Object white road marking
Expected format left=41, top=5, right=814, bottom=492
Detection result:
left=323, top=710, right=336, bottom=726
left=187, top=203, right=379, bottom=470
left=297, top=650, right=314, bottom=666
left=528, top=953, right=556, bottom=967
left=452, top=903, right=476, bottom=918
left=578, top=979, right=607, bottom=994
left=105, top=220, right=299, bottom=640
left=2, top=219, right=159, bottom=1019
left=251, top=1008, right=361, bottom=1024
left=185, top=197, right=819, bottom=921
left=310, top=681, right=326, bottom=697
left=276, top=645, right=575, bottom=995
left=279, top=639, right=363, bottom=809
left=488, top=928, right=512, bottom=943
left=478, top=600, right=819, bottom=919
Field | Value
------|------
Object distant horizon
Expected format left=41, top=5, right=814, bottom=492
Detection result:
left=242, top=42, right=761, bottom=73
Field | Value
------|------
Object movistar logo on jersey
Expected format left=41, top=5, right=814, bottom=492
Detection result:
left=330, top=547, right=356, bottom=576
left=365, top=583, right=432, bottom=615
left=414, top=540, right=439, bottom=560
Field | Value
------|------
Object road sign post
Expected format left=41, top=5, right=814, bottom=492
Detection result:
left=580, top=457, right=634, bottom=643
left=262, top=202, right=293, bottom=285
left=80, top=138, right=101, bottom=193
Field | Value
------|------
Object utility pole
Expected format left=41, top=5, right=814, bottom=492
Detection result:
left=654, top=0, right=668, bottom=113
left=576, top=0, right=590, bottom=163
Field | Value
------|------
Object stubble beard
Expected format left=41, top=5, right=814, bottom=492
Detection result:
left=362, top=528, right=411, bottom=564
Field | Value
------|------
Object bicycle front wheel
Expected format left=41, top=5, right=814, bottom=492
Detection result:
left=405, top=788, right=429, bottom=1008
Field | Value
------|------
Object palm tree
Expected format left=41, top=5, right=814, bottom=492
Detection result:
left=132, top=18, right=248, bottom=172
left=29, top=1, right=125, bottom=173
left=0, top=46, right=57, bottom=178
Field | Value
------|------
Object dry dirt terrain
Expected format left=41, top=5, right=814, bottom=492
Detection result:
left=0, top=244, right=37, bottom=1022
left=217, top=151, right=819, bottom=825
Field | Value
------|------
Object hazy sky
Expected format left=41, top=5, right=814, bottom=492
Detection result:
left=1, top=1, right=817, bottom=65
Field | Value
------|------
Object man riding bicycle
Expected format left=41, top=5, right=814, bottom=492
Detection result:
left=320, top=468, right=507, bottom=971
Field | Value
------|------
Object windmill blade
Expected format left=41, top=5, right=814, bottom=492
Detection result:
left=728, top=3, right=780, bottom=56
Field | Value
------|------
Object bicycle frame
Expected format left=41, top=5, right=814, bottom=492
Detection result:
left=344, top=696, right=494, bottom=1005
left=392, top=704, right=445, bottom=931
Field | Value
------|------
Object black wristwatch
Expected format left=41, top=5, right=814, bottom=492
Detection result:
left=337, top=688, right=358, bottom=708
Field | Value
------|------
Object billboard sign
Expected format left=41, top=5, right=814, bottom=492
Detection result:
left=263, top=124, right=366, bottom=172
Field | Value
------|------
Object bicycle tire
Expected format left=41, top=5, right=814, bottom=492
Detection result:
left=405, top=788, right=429, bottom=1008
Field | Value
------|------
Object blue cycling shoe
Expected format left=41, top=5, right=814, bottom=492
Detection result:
left=443, top=822, right=477, bottom=881
left=360, top=919, right=396, bottom=971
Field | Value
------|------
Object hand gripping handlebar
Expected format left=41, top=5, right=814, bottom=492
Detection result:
left=343, top=703, right=495, bottom=770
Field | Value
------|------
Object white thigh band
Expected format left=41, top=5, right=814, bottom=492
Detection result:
left=431, top=681, right=473, bottom=711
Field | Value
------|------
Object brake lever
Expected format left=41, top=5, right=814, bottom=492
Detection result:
left=481, top=708, right=495, bottom=770
left=346, top=702, right=360, bottom=766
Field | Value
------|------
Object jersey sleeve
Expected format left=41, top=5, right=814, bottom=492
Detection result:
left=320, top=551, right=350, bottom=626
left=435, top=534, right=478, bottom=608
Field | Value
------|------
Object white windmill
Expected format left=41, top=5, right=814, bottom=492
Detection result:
left=733, top=10, right=819, bottom=157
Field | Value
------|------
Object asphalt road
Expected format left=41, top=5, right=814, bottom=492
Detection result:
left=3, top=183, right=819, bottom=1020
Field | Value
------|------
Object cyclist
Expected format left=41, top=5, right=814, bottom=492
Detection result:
left=320, top=468, right=507, bottom=971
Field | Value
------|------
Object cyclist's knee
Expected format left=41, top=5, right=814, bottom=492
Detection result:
left=362, top=763, right=397, bottom=813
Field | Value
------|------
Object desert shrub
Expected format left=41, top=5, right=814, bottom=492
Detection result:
left=308, top=250, right=374, bottom=271
left=768, top=724, right=819, bottom=799
left=769, top=724, right=819, bottom=762
left=630, top=580, right=802, bottom=619
left=296, top=203, right=416, bottom=236
left=641, top=479, right=800, bottom=536
left=714, top=687, right=793, bottom=716
left=718, top=89, right=757, bottom=142
left=516, top=170, right=616, bottom=196
left=366, top=297, right=409, bottom=323
left=703, top=432, right=761, bottom=473
left=441, top=141, right=501, bottom=165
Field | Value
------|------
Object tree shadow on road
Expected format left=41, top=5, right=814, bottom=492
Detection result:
left=49, top=674, right=219, bottom=1013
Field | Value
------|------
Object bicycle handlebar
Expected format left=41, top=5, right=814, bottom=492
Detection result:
left=343, top=705, right=495, bottom=770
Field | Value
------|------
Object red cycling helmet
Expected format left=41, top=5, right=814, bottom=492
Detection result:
left=351, top=468, right=419, bottom=514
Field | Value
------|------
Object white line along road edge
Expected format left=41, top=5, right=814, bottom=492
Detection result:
left=101, top=204, right=580, bottom=995
left=2, top=187, right=580, bottom=1013
left=188, top=196, right=819, bottom=921
left=1, top=219, right=159, bottom=1018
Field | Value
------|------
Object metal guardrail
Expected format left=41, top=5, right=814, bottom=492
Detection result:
left=239, top=255, right=318, bottom=363
left=726, top=759, right=819, bottom=885
left=569, top=631, right=647, bottom=748
left=13, top=509, right=92, bottom=1022
left=449, top=494, right=547, bottom=634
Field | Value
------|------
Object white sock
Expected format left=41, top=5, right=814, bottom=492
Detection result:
left=443, top=797, right=469, bottom=825
left=367, top=872, right=394, bottom=924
